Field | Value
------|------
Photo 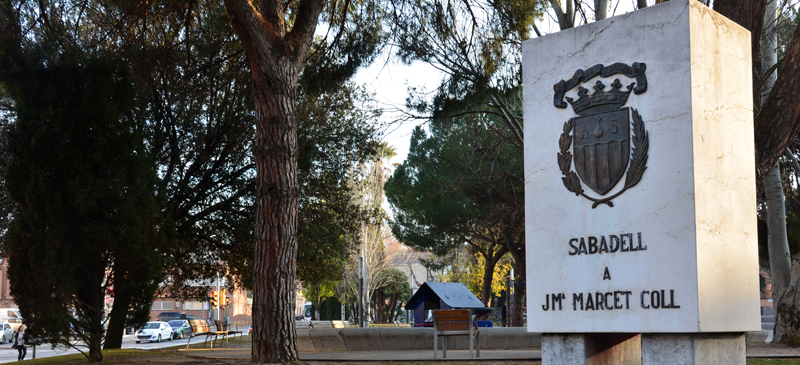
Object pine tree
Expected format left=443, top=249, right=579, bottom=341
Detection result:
left=0, top=12, right=162, bottom=359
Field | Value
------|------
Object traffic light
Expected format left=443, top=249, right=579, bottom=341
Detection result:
left=225, top=297, right=230, bottom=306
left=210, top=291, right=217, bottom=308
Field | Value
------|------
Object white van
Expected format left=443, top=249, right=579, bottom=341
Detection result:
left=0, top=309, right=23, bottom=331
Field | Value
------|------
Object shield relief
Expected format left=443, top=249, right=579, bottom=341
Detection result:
left=553, top=63, right=649, bottom=208
left=572, top=108, right=630, bottom=195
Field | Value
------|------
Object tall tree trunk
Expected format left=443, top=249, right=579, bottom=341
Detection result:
left=77, top=269, right=105, bottom=362
left=250, top=73, right=301, bottom=362
left=758, top=0, right=792, bottom=325
left=765, top=163, right=792, bottom=307
left=388, top=291, right=400, bottom=321
left=595, top=0, right=608, bottom=20
left=222, top=0, right=324, bottom=362
left=501, top=222, right=525, bottom=327
left=479, top=244, right=509, bottom=306
left=104, top=292, right=130, bottom=349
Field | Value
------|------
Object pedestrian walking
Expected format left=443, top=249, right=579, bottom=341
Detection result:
left=13, top=325, right=25, bottom=361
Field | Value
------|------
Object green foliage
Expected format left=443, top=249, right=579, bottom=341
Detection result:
left=0, top=20, right=162, bottom=359
left=386, top=96, right=524, bottom=250
left=122, top=0, right=257, bottom=297
left=442, top=249, right=513, bottom=302
left=297, top=84, right=380, bottom=286
left=371, top=267, right=410, bottom=323
left=393, top=0, right=542, bottom=115
left=386, top=90, right=523, bottom=305
left=301, top=0, right=387, bottom=96
left=320, top=297, right=343, bottom=320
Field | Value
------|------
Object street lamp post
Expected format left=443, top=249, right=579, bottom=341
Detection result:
left=358, top=257, right=364, bottom=328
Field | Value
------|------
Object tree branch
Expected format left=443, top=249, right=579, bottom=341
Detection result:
left=286, top=0, right=325, bottom=62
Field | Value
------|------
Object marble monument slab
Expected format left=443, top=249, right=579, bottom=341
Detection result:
left=523, top=0, right=760, bottom=333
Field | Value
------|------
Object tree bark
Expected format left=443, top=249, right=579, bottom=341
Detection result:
left=754, top=20, right=800, bottom=180
left=75, top=268, right=106, bottom=362
left=773, top=253, right=800, bottom=343
left=713, top=0, right=767, bottom=67
left=765, top=163, right=792, bottom=321
left=594, top=0, right=608, bottom=20
left=104, top=292, right=130, bottom=349
left=501, top=221, right=525, bottom=327
left=222, top=0, right=324, bottom=362
left=479, top=243, right=509, bottom=306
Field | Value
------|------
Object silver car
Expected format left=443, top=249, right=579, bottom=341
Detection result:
left=135, top=321, right=173, bottom=343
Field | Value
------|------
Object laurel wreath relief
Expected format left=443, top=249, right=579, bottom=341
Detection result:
left=558, top=109, right=649, bottom=208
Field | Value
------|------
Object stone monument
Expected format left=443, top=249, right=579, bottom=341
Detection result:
left=523, top=0, right=760, bottom=363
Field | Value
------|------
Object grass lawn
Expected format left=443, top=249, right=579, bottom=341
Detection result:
left=14, top=348, right=244, bottom=364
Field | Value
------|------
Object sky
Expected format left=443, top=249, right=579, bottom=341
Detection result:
left=353, top=51, right=445, bottom=166
left=352, top=1, right=645, bottom=167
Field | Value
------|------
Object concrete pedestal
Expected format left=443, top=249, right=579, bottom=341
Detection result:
left=542, top=333, right=745, bottom=365
left=641, top=333, right=745, bottom=365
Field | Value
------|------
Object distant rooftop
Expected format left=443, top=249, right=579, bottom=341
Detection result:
left=405, top=282, right=485, bottom=309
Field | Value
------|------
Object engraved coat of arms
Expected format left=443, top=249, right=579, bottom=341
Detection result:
left=554, top=63, right=649, bottom=208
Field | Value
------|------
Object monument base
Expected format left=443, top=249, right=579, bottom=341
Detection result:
left=541, top=333, right=745, bottom=365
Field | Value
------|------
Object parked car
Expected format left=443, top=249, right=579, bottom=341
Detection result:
left=0, top=322, right=12, bottom=343
left=248, top=325, right=252, bottom=335
left=155, top=312, right=181, bottom=322
left=156, top=312, right=197, bottom=322
left=168, top=320, right=192, bottom=340
left=135, top=322, right=173, bottom=343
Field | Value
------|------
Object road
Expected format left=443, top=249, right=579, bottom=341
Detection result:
left=0, top=333, right=202, bottom=363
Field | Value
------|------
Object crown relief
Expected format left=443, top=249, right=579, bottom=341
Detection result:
left=564, top=79, right=635, bottom=115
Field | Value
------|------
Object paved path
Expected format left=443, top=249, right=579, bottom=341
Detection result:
left=182, top=348, right=544, bottom=361
left=0, top=333, right=204, bottom=363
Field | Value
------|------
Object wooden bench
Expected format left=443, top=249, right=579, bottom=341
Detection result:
left=210, top=320, right=243, bottom=349
left=185, top=320, right=243, bottom=350
left=432, top=309, right=480, bottom=359
left=184, top=319, right=212, bottom=350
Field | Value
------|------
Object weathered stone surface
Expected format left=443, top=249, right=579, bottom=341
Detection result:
left=641, top=333, right=745, bottom=365
left=296, top=329, right=314, bottom=351
left=481, top=327, right=541, bottom=349
left=523, top=0, right=759, bottom=334
left=309, top=328, right=346, bottom=351
left=542, top=334, right=585, bottom=365
left=299, top=327, right=542, bottom=351
left=586, top=334, right=641, bottom=365
left=341, top=328, right=384, bottom=351
left=692, top=333, right=746, bottom=364
left=746, top=330, right=768, bottom=343
left=379, top=327, right=430, bottom=350
left=542, top=333, right=641, bottom=365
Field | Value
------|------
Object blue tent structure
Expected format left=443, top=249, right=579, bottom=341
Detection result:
left=404, top=282, right=491, bottom=326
